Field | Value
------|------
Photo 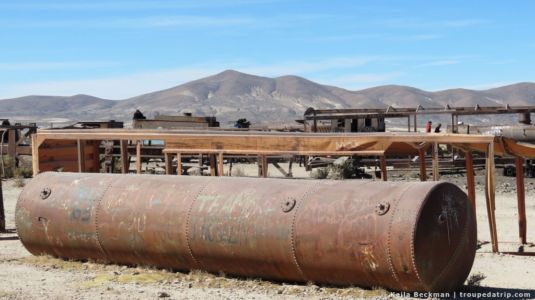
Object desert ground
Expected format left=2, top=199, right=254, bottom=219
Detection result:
left=1, top=164, right=534, bottom=299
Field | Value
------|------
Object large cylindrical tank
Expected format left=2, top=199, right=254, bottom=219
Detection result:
left=16, top=172, right=476, bottom=292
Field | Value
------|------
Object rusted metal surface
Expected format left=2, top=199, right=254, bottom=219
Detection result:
left=16, top=172, right=476, bottom=292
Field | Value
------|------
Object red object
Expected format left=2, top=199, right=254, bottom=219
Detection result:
left=425, top=121, right=432, bottom=133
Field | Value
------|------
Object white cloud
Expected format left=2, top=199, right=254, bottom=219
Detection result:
left=416, top=59, right=461, bottom=68
left=0, top=61, right=119, bottom=71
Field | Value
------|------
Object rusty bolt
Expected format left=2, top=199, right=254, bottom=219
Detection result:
left=40, top=187, right=51, bottom=200
left=281, top=198, right=296, bottom=213
left=375, top=202, right=390, bottom=215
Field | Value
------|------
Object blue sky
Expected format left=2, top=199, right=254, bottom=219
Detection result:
left=0, top=0, right=534, bottom=99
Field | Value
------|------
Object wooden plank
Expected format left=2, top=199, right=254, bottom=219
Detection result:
left=465, top=151, right=476, bottom=212
left=164, top=153, right=172, bottom=175
left=218, top=152, right=224, bottom=176
left=120, top=140, right=129, bottom=174
left=515, top=156, right=527, bottom=244
left=209, top=154, right=217, bottom=176
left=77, top=139, right=86, bottom=173
left=177, top=152, right=184, bottom=175
left=136, top=140, right=141, bottom=174
left=418, top=148, right=427, bottom=181
left=7, top=129, right=16, bottom=158
left=432, top=142, right=439, bottom=181
left=380, top=155, right=387, bottom=181
left=0, top=178, right=5, bottom=232
left=485, top=142, right=499, bottom=253
left=31, top=134, right=39, bottom=176
left=163, top=149, right=385, bottom=156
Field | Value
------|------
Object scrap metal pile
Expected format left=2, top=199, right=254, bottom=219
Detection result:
left=16, top=172, right=476, bottom=292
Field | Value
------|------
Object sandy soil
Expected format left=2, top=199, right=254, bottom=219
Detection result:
left=1, top=166, right=535, bottom=299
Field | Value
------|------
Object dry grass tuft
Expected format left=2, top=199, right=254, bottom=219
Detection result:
left=22, top=255, right=387, bottom=297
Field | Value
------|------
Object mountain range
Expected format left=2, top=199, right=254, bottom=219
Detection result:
left=1, top=70, right=534, bottom=126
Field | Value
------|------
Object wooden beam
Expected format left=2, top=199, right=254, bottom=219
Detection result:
left=164, top=153, right=172, bottom=175
left=136, top=140, right=141, bottom=174
left=7, top=129, right=16, bottom=159
left=0, top=178, right=5, bottom=232
left=380, top=155, right=387, bottom=181
left=176, top=152, right=182, bottom=176
left=77, top=139, right=85, bottom=173
left=272, top=161, right=289, bottom=177
left=418, top=148, right=427, bottom=181
left=465, top=151, right=476, bottom=212
left=432, top=142, right=439, bottom=181
left=485, top=142, right=499, bottom=253
left=218, top=152, right=224, bottom=176
left=209, top=154, right=217, bottom=176
left=31, top=134, right=39, bottom=176
left=261, top=155, right=268, bottom=178
left=120, top=140, right=129, bottom=174
left=407, top=116, right=411, bottom=132
left=515, top=156, right=527, bottom=244
left=413, top=114, right=417, bottom=132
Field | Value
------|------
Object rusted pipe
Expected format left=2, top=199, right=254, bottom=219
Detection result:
left=16, top=173, right=477, bottom=292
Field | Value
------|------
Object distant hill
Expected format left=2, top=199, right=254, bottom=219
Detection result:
left=1, top=70, right=534, bottom=126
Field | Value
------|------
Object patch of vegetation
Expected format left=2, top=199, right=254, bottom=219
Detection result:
left=0, top=155, right=32, bottom=180
left=22, top=255, right=388, bottom=298
left=466, top=272, right=486, bottom=286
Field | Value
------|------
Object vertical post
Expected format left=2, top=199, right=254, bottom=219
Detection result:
left=261, top=155, right=268, bottom=178
left=31, top=134, right=39, bottom=176
left=218, top=152, right=224, bottom=176
left=0, top=178, right=5, bottom=232
left=485, top=142, right=498, bottom=252
left=432, top=142, right=439, bottom=181
left=210, top=154, right=217, bottom=176
left=451, top=114, right=455, bottom=133
left=176, top=152, right=182, bottom=176
left=407, top=116, right=411, bottom=132
left=7, top=129, right=16, bottom=160
left=413, top=114, right=417, bottom=132
left=136, top=140, right=141, bottom=174
left=120, top=140, right=129, bottom=174
left=164, top=153, right=172, bottom=175
left=313, top=110, right=318, bottom=132
left=418, top=148, right=427, bottom=181
left=515, top=156, right=527, bottom=244
left=380, top=155, right=387, bottom=181
left=465, top=151, right=476, bottom=212
left=288, top=157, right=294, bottom=178
left=77, top=139, right=86, bottom=173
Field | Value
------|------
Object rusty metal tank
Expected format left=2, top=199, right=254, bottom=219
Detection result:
left=16, top=172, right=476, bottom=292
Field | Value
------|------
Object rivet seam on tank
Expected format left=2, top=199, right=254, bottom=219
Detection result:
left=94, top=179, right=114, bottom=259
left=386, top=185, right=413, bottom=288
left=185, top=181, right=211, bottom=269
left=40, top=187, right=51, bottom=200
left=290, top=181, right=321, bottom=282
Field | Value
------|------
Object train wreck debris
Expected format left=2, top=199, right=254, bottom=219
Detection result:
left=16, top=172, right=476, bottom=292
